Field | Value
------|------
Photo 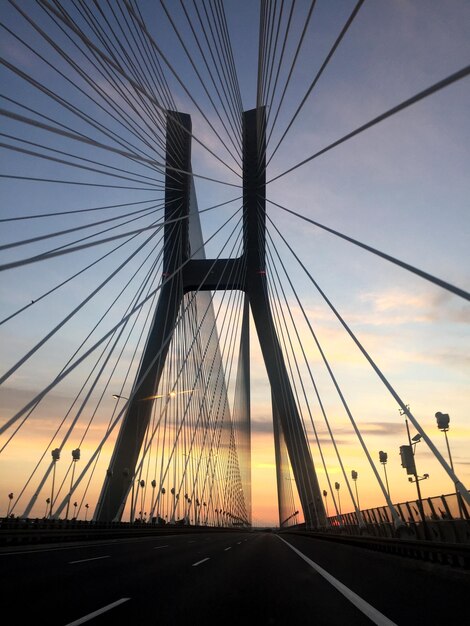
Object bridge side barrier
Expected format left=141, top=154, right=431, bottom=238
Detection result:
left=0, top=518, right=250, bottom=547
left=280, top=529, right=470, bottom=569
left=324, top=491, right=470, bottom=544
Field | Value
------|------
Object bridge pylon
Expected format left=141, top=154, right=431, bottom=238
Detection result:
left=94, top=108, right=326, bottom=528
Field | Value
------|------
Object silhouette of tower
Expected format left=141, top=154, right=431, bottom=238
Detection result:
left=95, top=109, right=326, bottom=528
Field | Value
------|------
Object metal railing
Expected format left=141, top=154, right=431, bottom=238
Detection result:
left=0, top=517, right=247, bottom=547
left=325, top=491, right=470, bottom=543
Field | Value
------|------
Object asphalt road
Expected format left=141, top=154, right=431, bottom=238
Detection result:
left=0, top=531, right=467, bottom=625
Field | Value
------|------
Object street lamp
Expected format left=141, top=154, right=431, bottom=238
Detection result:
left=66, top=448, right=80, bottom=520
left=169, top=487, right=177, bottom=524
left=6, top=492, right=14, bottom=518
left=161, top=486, right=166, bottom=522
left=379, top=451, right=390, bottom=498
left=351, top=470, right=360, bottom=511
left=435, top=412, right=453, bottom=469
left=139, top=479, right=145, bottom=521
left=114, top=390, right=193, bottom=404
left=149, top=479, right=157, bottom=521
left=435, top=411, right=463, bottom=518
left=84, top=503, right=89, bottom=521
left=140, top=389, right=194, bottom=402
left=49, top=448, right=60, bottom=518
left=130, top=477, right=139, bottom=523
left=334, top=482, right=341, bottom=525
left=322, top=490, right=329, bottom=518
left=399, top=407, right=429, bottom=532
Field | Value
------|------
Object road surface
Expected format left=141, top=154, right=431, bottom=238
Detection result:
left=0, top=531, right=467, bottom=625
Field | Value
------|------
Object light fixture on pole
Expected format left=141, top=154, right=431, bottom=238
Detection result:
left=66, top=448, right=80, bottom=520
left=84, top=503, right=89, bottom=521
left=139, top=479, right=145, bottom=521
left=351, top=470, right=360, bottom=511
left=322, top=489, right=329, bottom=519
left=379, top=450, right=390, bottom=498
left=150, top=479, right=157, bottom=521
left=435, top=411, right=463, bottom=518
left=435, top=412, right=453, bottom=469
left=6, top=492, right=14, bottom=518
left=130, top=476, right=138, bottom=523
left=334, top=482, right=341, bottom=525
left=161, top=486, right=166, bottom=522
left=399, top=406, right=429, bottom=534
left=49, top=448, right=60, bottom=518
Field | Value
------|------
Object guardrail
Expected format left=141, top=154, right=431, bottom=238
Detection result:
left=0, top=517, right=248, bottom=547
left=280, top=529, right=470, bottom=569
left=320, top=491, right=470, bottom=544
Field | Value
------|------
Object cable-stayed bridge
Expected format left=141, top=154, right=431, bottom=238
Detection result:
left=0, top=1, right=469, bottom=624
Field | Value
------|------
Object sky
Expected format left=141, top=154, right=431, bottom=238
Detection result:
left=0, top=0, right=469, bottom=526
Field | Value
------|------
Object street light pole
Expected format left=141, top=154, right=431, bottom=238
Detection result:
left=335, top=482, right=342, bottom=526
left=399, top=409, right=429, bottom=535
left=6, top=492, right=14, bottom=518
left=322, top=490, right=329, bottom=518
left=379, top=451, right=390, bottom=499
left=139, top=479, right=145, bottom=522
left=351, top=470, right=360, bottom=511
left=407, top=420, right=423, bottom=501
left=65, top=448, right=80, bottom=520
left=49, top=448, right=60, bottom=518
left=436, top=412, right=463, bottom=518
left=130, top=478, right=137, bottom=523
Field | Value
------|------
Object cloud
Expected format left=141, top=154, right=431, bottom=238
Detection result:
left=427, top=291, right=470, bottom=325
left=349, top=421, right=405, bottom=437
left=251, top=418, right=406, bottom=450
left=359, top=288, right=470, bottom=326
left=306, top=421, right=405, bottom=447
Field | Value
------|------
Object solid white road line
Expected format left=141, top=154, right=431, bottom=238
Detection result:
left=69, top=555, right=110, bottom=564
left=224, top=547, right=232, bottom=551
left=64, top=598, right=130, bottom=625
left=192, top=557, right=210, bottom=567
left=153, top=545, right=169, bottom=549
left=277, top=536, right=397, bottom=626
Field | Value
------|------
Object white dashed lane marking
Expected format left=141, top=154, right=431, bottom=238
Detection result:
left=69, top=555, right=110, bottom=565
left=65, top=598, right=130, bottom=625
